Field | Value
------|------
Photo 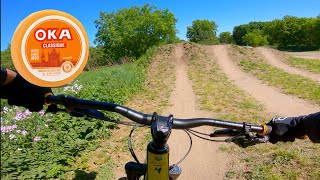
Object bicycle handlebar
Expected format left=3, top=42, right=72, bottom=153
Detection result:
left=45, top=94, right=272, bottom=136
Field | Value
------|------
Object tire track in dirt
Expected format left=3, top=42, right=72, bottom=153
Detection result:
left=207, top=45, right=319, bottom=116
left=166, top=44, right=230, bottom=180
left=256, top=47, right=320, bottom=84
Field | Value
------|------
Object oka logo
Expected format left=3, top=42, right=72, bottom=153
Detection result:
left=34, top=28, right=73, bottom=41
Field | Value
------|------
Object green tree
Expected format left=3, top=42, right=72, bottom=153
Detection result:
left=186, top=19, right=219, bottom=45
left=85, top=46, right=110, bottom=70
left=1, top=44, right=15, bottom=70
left=264, top=16, right=320, bottom=48
left=313, top=16, right=320, bottom=46
left=94, top=4, right=177, bottom=61
left=242, top=30, right=268, bottom=47
left=233, top=22, right=268, bottom=45
left=218, top=32, right=235, bottom=44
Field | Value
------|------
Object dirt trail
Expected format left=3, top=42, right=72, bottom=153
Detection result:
left=166, top=45, right=230, bottom=180
left=207, top=45, right=319, bottom=116
left=257, top=47, right=320, bottom=84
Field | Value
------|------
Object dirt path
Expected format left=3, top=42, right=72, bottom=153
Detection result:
left=285, top=51, right=320, bottom=60
left=257, top=47, right=320, bottom=84
left=166, top=45, right=230, bottom=179
left=207, top=45, right=319, bottom=116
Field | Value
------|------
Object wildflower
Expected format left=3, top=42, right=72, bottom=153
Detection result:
left=17, top=148, right=22, bottom=151
left=39, top=110, right=45, bottom=116
left=21, top=130, right=27, bottom=136
left=44, top=124, right=48, bottom=127
left=13, top=112, right=24, bottom=121
left=1, top=126, right=7, bottom=133
left=63, top=86, right=70, bottom=91
left=13, top=110, right=32, bottom=121
left=24, top=109, right=32, bottom=116
left=1, top=125, right=16, bottom=133
left=2, top=106, right=9, bottom=114
left=63, top=81, right=83, bottom=94
left=36, top=127, right=41, bottom=131
left=34, top=136, right=41, bottom=142
left=9, top=134, right=15, bottom=140
left=16, top=129, right=21, bottom=133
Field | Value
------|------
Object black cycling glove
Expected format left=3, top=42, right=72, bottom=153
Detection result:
left=0, top=72, right=52, bottom=112
left=267, top=112, right=320, bottom=144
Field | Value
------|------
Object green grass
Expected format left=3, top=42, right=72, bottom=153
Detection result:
left=285, top=57, right=320, bottom=74
left=240, top=59, right=320, bottom=105
left=242, top=143, right=320, bottom=180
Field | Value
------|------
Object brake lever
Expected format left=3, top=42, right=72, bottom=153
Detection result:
left=46, top=104, right=66, bottom=113
left=45, top=104, right=105, bottom=119
left=226, top=134, right=270, bottom=148
left=210, top=129, right=241, bottom=137
left=70, top=107, right=106, bottom=118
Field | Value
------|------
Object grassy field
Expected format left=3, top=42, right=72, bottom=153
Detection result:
left=285, top=57, right=320, bottom=74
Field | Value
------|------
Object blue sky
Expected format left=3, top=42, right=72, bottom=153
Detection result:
left=1, top=0, right=319, bottom=50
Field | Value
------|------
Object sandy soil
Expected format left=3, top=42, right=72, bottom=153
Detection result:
left=285, top=51, right=320, bottom=59
left=166, top=44, right=230, bottom=180
left=206, top=45, right=319, bottom=116
left=256, top=47, right=320, bottom=83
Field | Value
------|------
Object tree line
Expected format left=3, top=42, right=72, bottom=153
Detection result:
left=2, top=4, right=319, bottom=70
left=232, top=16, right=320, bottom=48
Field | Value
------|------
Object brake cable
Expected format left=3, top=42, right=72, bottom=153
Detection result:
left=170, top=129, right=193, bottom=170
left=187, top=129, right=212, bottom=136
left=186, top=129, right=226, bottom=142
left=128, top=124, right=141, bottom=164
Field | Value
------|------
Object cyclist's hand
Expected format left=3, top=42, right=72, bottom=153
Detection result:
left=267, top=117, right=303, bottom=144
left=1, top=72, right=52, bottom=112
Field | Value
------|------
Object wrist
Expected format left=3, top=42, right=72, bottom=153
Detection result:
left=4, top=69, right=17, bottom=85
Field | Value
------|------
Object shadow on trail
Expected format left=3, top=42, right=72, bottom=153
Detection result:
left=72, top=170, right=97, bottom=180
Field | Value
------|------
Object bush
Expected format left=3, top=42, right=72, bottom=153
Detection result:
left=85, top=46, right=111, bottom=70
left=242, top=30, right=268, bottom=47
left=1, top=46, right=15, bottom=70
left=186, top=19, right=219, bottom=45
left=219, top=32, right=235, bottom=44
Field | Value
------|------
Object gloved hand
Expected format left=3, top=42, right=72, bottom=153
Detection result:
left=1, top=72, right=52, bottom=112
left=267, top=116, right=305, bottom=144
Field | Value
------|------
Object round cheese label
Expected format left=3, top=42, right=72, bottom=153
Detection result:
left=11, top=9, right=89, bottom=87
